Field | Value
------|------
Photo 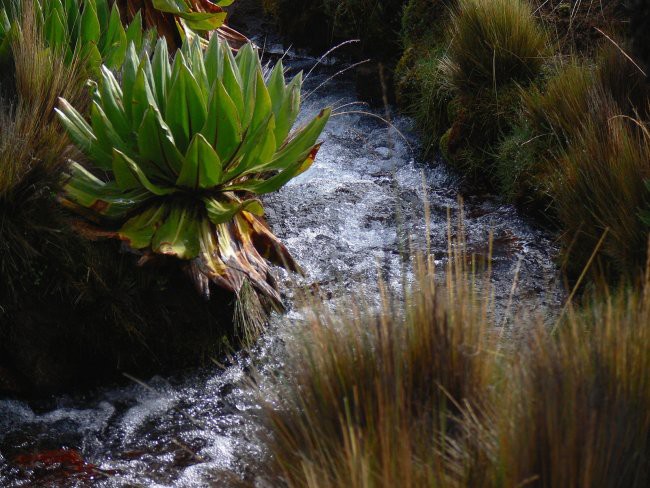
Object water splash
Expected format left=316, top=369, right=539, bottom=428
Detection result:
left=0, top=45, right=563, bottom=487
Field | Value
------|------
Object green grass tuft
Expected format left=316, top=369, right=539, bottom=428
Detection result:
left=441, top=0, right=548, bottom=95
left=553, top=113, right=650, bottom=278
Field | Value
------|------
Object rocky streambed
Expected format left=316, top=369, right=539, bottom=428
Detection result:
left=0, top=39, right=563, bottom=487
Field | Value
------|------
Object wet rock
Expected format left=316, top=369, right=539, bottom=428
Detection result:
left=375, top=146, right=392, bottom=160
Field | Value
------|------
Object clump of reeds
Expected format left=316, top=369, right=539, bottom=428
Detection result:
left=253, top=237, right=650, bottom=487
left=495, top=275, right=650, bottom=487
left=255, top=224, right=498, bottom=487
left=441, top=0, right=548, bottom=95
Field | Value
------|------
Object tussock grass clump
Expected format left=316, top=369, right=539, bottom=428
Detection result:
left=441, top=0, right=548, bottom=95
left=522, top=46, right=649, bottom=149
left=521, top=60, right=594, bottom=148
left=496, top=281, right=650, bottom=488
left=437, top=0, right=548, bottom=183
left=513, top=45, right=650, bottom=277
left=493, top=61, right=594, bottom=210
left=254, top=246, right=650, bottom=487
left=257, top=244, right=497, bottom=487
left=553, top=113, right=650, bottom=277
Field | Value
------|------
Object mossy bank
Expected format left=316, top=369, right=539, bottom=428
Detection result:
left=263, top=0, right=650, bottom=283
left=394, top=0, right=649, bottom=281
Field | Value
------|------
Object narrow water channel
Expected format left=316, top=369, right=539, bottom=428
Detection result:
left=0, top=39, right=563, bottom=487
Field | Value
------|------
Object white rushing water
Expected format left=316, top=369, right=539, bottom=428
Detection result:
left=0, top=44, right=563, bottom=487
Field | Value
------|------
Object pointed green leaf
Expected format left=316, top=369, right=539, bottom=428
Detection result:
left=274, top=72, right=302, bottom=145
left=64, top=162, right=150, bottom=219
left=222, top=113, right=274, bottom=179
left=79, top=0, right=100, bottom=45
left=221, top=47, right=244, bottom=119
left=56, top=99, right=113, bottom=169
left=236, top=43, right=259, bottom=128
left=203, top=195, right=264, bottom=225
left=90, top=102, right=130, bottom=156
left=250, top=69, right=272, bottom=136
left=45, top=7, right=67, bottom=51
left=152, top=37, right=171, bottom=109
left=225, top=144, right=321, bottom=195
left=177, top=133, right=222, bottom=189
left=166, top=63, right=207, bottom=152
left=98, top=66, right=131, bottom=141
left=204, top=34, right=222, bottom=87
left=267, top=60, right=286, bottom=114
left=264, top=107, right=331, bottom=172
left=112, top=149, right=177, bottom=195
left=102, top=4, right=127, bottom=68
left=125, top=10, right=143, bottom=49
left=201, top=79, right=242, bottom=163
left=138, top=106, right=184, bottom=178
left=151, top=205, right=201, bottom=259
left=131, top=64, right=158, bottom=129
left=119, top=203, right=170, bottom=249
left=121, top=43, right=140, bottom=118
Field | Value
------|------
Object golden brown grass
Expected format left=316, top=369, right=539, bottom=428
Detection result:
left=0, top=3, right=88, bottom=197
left=496, top=275, right=650, bottom=488
left=0, top=3, right=89, bottom=303
left=253, top=241, right=650, bottom=487
left=255, top=225, right=499, bottom=488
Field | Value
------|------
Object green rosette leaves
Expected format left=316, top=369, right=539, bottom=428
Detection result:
left=57, top=36, right=330, bottom=304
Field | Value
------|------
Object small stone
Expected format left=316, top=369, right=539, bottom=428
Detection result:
left=375, top=147, right=392, bottom=160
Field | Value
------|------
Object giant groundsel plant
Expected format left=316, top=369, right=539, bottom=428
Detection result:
left=56, top=37, right=330, bottom=305
left=0, top=0, right=236, bottom=71
left=0, top=0, right=153, bottom=69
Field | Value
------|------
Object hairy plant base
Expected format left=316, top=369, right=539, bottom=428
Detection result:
left=0, top=225, right=240, bottom=396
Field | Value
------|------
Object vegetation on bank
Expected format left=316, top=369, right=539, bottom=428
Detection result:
left=251, top=4, right=650, bottom=484
left=261, top=0, right=405, bottom=60
left=395, top=0, right=649, bottom=280
left=254, top=242, right=650, bottom=488
left=0, top=0, right=329, bottom=394
left=263, top=0, right=649, bottom=282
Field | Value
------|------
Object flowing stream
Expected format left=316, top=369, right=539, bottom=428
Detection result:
left=0, top=38, right=564, bottom=487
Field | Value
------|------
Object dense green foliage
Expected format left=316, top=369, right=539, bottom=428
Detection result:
left=57, top=36, right=330, bottom=304
left=391, top=0, right=649, bottom=280
left=263, top=0, right=407, bottom=60
left=0, top=0, right=153, bottom=71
